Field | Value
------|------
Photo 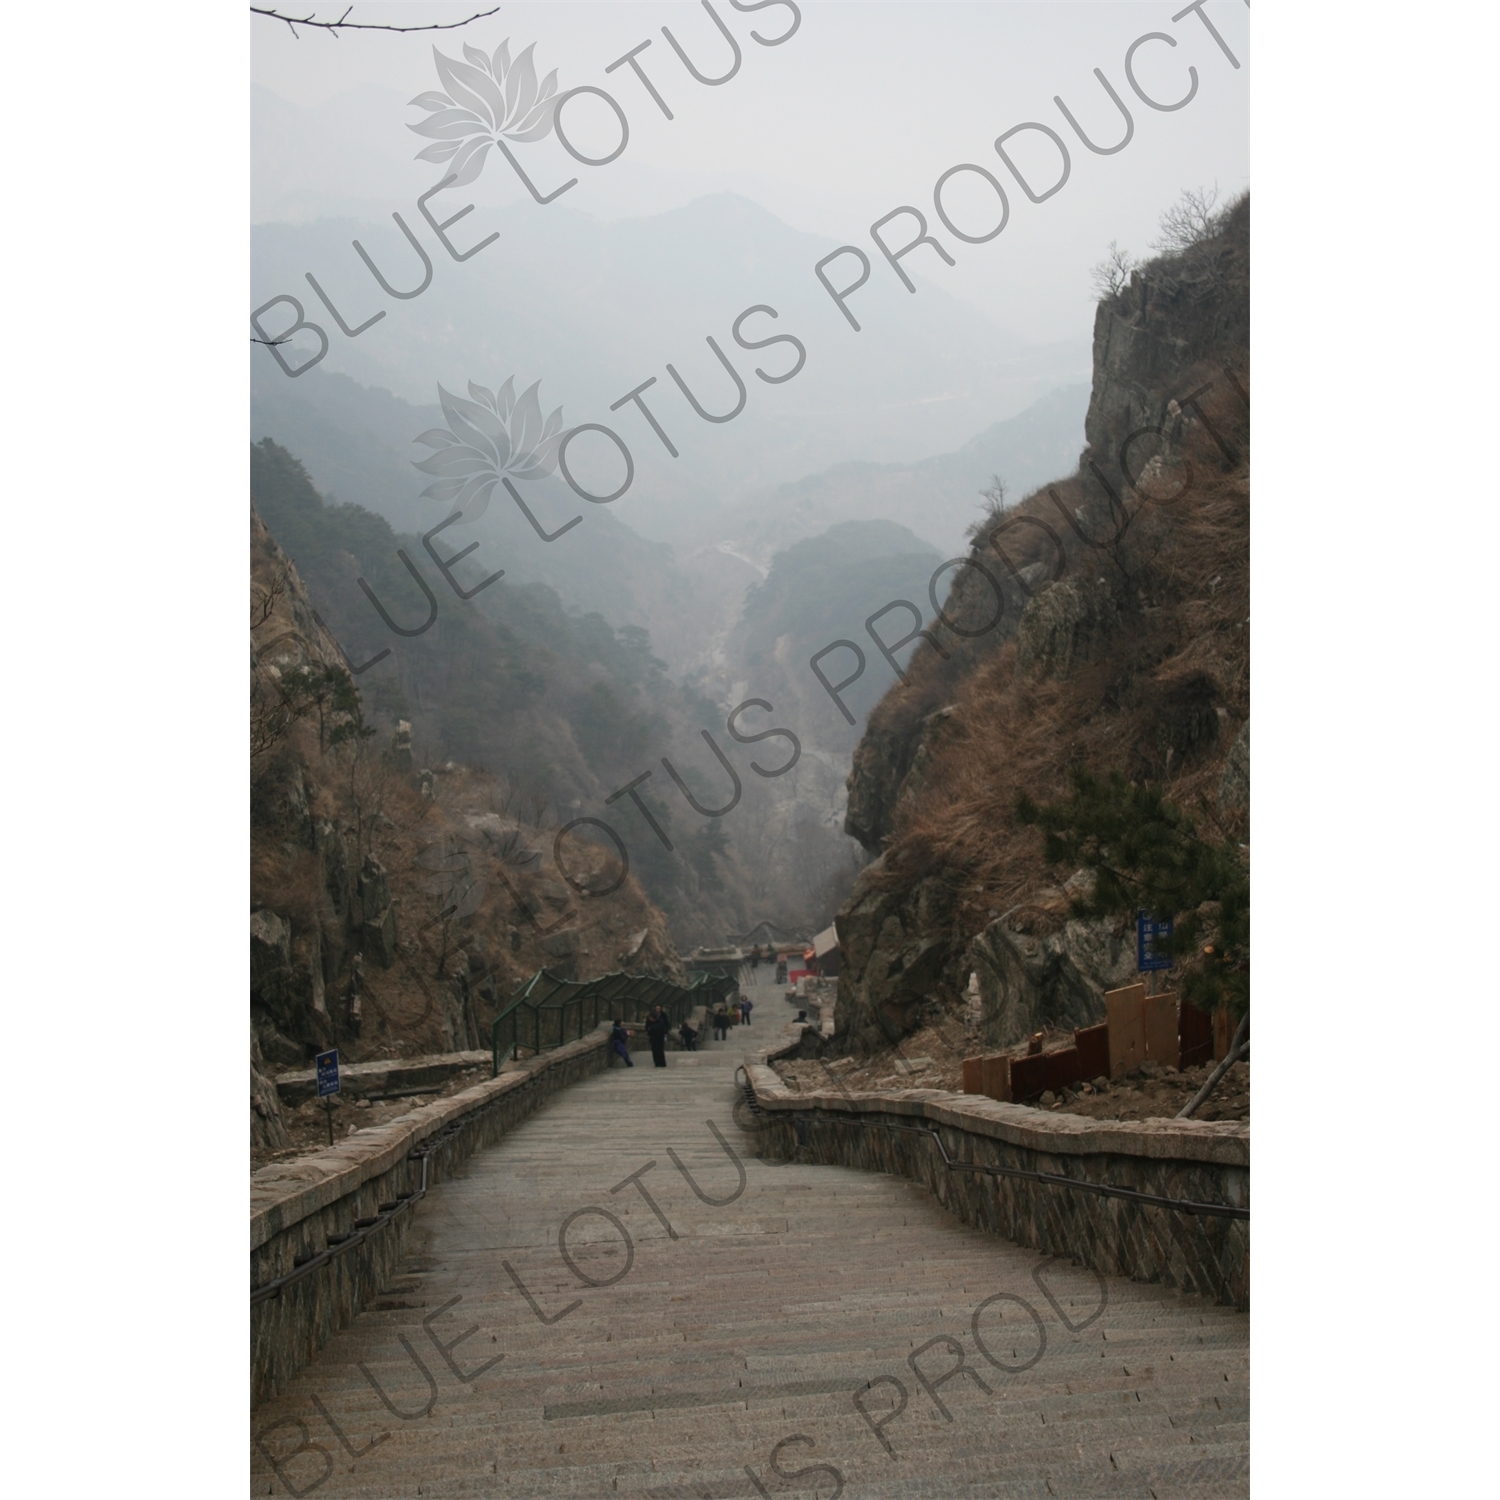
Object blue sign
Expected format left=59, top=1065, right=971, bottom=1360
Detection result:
left=1136, top=913, right=1173, bottom=972
left=316, top=1049, right=340, bottom=1098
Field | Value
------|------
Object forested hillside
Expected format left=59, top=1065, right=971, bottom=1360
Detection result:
left=252, top=439, right=739, bottom=939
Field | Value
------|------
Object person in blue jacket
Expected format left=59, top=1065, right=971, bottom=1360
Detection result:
left=611, top=1020, right=633, bottom=1067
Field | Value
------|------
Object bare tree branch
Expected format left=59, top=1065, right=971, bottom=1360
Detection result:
left=251, top=566, right=289, bottom=628
left=1176, top=1013, right=1248, bottom=1119
left=251, top=5, right=500, bottom=38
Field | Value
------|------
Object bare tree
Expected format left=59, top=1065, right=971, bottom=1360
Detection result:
left=1089, top=241, right=1137, bottom=300
left=979, top=474, right=1008, bottom=511
left=414, top=834, right=487, bottom=978
left=251, top=566, right=289, bottom=629
left=251, top=662, right=323, bottom=760
left=1151, top=185, right=1226, bottom=256
left=251, top=672, right=298, bottom=760
left=966, top=473, right=1012, bottom=540
left=341, top=733, right=401, bottom=859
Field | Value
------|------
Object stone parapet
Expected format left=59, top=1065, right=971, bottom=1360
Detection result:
left=251, top=1027, right=611, bottom=1407
left=271, top=1049, right=493, bottom=1108
left=742, top=1027, right=1248, bottom=1308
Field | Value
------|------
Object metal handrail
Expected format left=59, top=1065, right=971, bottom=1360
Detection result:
left=490, top=966, right=739, bottom=1076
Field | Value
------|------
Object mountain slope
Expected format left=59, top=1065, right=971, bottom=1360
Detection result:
left=698, top=383, right=1091, bottom=563
left=251, top=363, right=742, bottom=681
left=831, top=194, right=1251, bottom=1054
left=250, top=503, right=685, bottom=1156
left=251, top=439, right=750, bottom=942
left=251, top=193, right=1089, bottom=531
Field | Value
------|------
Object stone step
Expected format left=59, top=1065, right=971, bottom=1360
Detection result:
left=252, top=1023, right=1248, bottom=1496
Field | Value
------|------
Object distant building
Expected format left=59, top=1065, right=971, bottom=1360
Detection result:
left=691, top=946, right=745, bottom=967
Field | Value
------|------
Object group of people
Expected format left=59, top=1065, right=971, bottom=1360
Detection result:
left=610, top=994, right=755, bottom=1066
left=712, top=994, right=754, bottom=1039
left=610, top=1007, right=680, bottom=1067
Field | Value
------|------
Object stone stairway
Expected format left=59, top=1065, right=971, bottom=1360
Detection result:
left=252, top=1028, right=1248, bottom=1498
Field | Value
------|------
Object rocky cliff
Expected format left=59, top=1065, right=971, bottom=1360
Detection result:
left=834, top=196, right=1249, bottom=1055
left=250, top=507, right=683, bottom=1157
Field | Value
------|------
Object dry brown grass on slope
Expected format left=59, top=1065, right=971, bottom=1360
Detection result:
left=251, top=508, right=683, bottom=1062
left=868, top=376, right=1249, bottom=938
left=254, top=740, right=681, bottom=1060
left=307, top=759, right=671, bottom=1041
left=250, top=839, right=326, bottom=934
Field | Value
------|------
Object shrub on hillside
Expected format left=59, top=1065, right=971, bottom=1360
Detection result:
left=1019, top=768, right=1248, bottom=1019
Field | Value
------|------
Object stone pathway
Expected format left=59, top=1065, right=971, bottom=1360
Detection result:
left=252, top=1018, right=1248, bottom=1498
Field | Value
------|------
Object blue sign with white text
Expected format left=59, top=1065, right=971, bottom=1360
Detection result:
left=1136, top=913, right=1173, bottom=972
left=316, top=1049, right=340, bottom=1098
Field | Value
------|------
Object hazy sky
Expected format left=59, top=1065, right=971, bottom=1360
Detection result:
left=253, top=1, right=1249, bottom=347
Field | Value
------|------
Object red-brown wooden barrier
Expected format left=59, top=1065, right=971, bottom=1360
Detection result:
left=1180, top=1001, right=1213, bottom=1067
left=961, top=990, right=1240, bottom=1102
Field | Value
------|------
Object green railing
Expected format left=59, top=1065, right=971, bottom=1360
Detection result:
left=491, top=965, right=742, bottom=1076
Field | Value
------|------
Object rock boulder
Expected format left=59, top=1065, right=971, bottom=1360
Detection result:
left=357, top=856, right=397, bottom=967
left=250, top=908, right=293, bottom=1011
left=833, top=863, right=959, bottom=1050
left=1016, top=578, right=1121, bottom=679
left=251, top=1058, right=291, bottom=1152
left=965, top=895, right=1135, bottom=1048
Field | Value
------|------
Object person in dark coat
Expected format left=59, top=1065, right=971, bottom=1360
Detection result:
left=713, top=1004, right=730, bottom=1041
left=611, top=1020, right=634, bottom=1067
left=645, top=1005, right=670, bottom=1067
left=739, top=994, right=753, bottom=1027
left=679, top=1018, right=698, bottom=1051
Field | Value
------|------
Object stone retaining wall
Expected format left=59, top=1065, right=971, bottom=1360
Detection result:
left=250, top=1027, right=611, bottom=1407
left=744, top=1032, right=1248, bottom=1308
left=274, top=1050, right=493, bottom=1107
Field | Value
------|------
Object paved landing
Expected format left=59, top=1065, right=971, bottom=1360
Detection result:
left=252, top=1024, right=1248, bottom=1498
